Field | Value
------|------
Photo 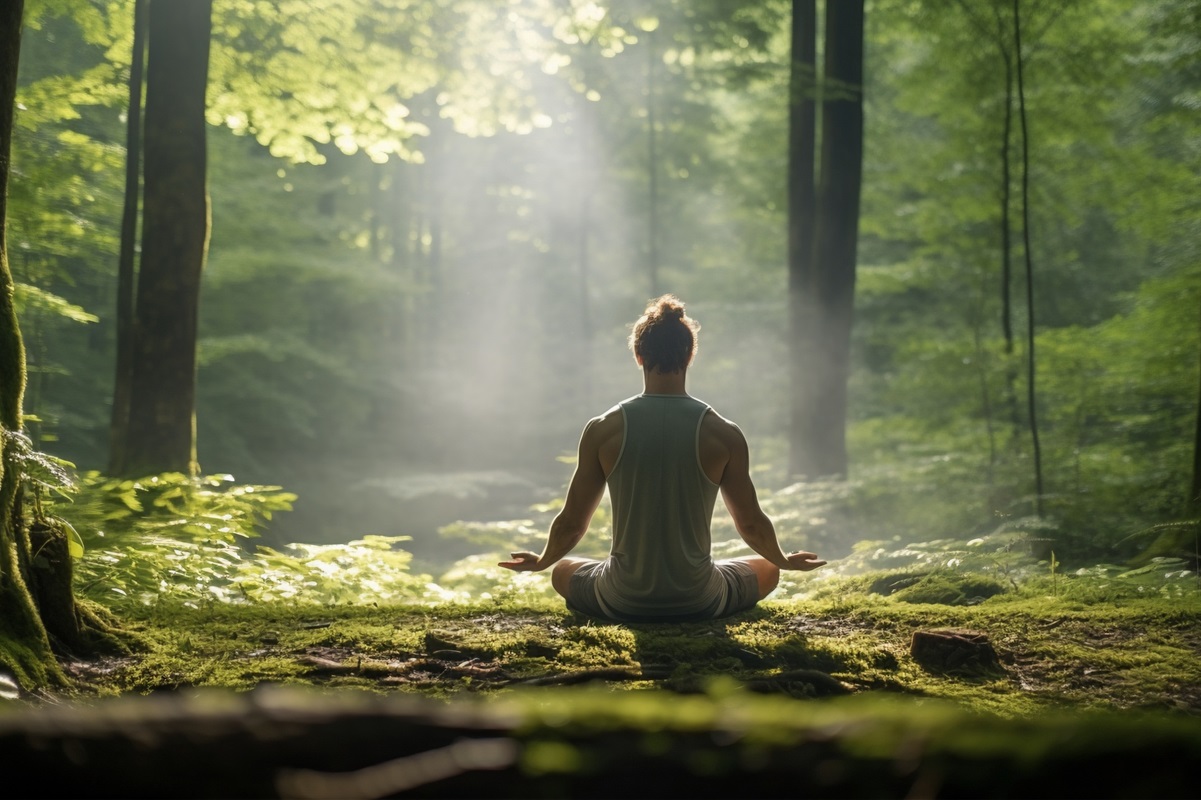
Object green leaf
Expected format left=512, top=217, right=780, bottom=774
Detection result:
left=60, top=518, right=85, bottom=559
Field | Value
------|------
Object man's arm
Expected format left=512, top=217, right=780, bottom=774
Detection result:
left=499, top=419, right=607, bottom=572
left=719, top=423, right=826, bottom=571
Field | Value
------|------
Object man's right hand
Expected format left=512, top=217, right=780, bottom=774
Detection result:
left=785, top=551, right=827, bottom=571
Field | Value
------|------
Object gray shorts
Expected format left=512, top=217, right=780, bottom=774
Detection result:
left=565, top=559, right=761, bottom=622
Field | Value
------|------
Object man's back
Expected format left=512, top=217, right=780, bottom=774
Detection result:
left=594, top=394, right=725, bottom=617
left=592, top=398, right=735, bottom=484
left=497, top=293, right=825, bottom=620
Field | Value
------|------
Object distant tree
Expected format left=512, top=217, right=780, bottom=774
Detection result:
left=1011, top=0, right=1044, bottom=516
left=789, top=0, right=865, bottom=479
left=111, top=0, right=213, bottom=476
left=645, top=18, right=661, bottom=297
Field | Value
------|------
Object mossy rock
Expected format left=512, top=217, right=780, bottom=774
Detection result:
left=887, top=572, right=1008, bottom=605
left=866, top=570, right=930, bottom=596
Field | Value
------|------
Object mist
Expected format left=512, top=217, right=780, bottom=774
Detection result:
left=13, top=0, right=1196, bottom=581
left=184, top=5, right=795, bottom=568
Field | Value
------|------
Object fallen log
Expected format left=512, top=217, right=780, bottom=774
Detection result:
left=3, top=685, right=1201, bottom=798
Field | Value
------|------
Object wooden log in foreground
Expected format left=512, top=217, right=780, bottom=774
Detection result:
left=2, top=685, right=1201, bottom=798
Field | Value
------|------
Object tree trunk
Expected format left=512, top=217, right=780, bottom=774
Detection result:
left=117, top=0, right=212, bottom=477
left=1012, top=0, right=1044, bottom=516
left=993, top=7, right=1024, bottom=440
left=107, top=0, right=148, bottom=475
left=646, top=24, right=660, bottom=297
left=0, top=0, right=65, bottom=689
left=790, top=0, right=864, bottom=480
left=1191, top=299, right=1201, bottom=516
left=787, top=0, right=818, bottom=479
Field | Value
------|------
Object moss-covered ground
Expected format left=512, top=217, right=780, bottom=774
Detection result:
left=4, top=570, right=1200, bottom=797
left=54, top=572, right=1201, bottom=719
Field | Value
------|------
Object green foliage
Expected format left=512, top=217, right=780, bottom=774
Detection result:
left=13, top=284, right=99, bottom=325
left=4, top=427, right=75, bottom=498
left=10, top=0, right=1201, bottom=593
left=227, top=535, right=431, bottom=605
left=52, top=471, right=297, bottom=605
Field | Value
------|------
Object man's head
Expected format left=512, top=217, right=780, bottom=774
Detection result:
left=628, top=294, right=700, bottom=374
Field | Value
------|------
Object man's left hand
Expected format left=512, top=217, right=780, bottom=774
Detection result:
left=785, top=551, right=827, bottom=571
left=499, top=551, right=542, bottom=571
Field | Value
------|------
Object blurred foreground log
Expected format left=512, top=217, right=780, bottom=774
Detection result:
left=3, top=686, right=1200, bottom=799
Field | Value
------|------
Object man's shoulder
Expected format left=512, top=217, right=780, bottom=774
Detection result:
left=583, top=403, right=625, bottom=440
left=700, top=407, right=743, bottom=438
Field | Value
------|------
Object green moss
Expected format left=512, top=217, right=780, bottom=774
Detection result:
left=874, top=571, right=1009, bottom=605
left=0, top=634, right=54, bottom=692
left=42, top=575, right=1198, bottom=723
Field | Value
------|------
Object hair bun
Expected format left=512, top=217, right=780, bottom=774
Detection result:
left=629, top=294, right=700, bottom=373
left=655, top=294, right=686, bottom=319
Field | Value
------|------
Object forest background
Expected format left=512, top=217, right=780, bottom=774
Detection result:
left=6, top=0, right=1200, bottom=615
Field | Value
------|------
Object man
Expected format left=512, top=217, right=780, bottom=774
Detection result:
left=500, top=295, right=825, bottom=621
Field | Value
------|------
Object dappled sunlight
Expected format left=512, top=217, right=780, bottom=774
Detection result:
left=4, top=9, right=1201, bottom=790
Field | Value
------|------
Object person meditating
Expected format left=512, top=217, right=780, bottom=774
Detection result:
left=499, top=294, right=826, bottom=621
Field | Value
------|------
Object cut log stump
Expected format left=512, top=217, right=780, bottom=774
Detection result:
left=910, top=628, right=1004, bottom=676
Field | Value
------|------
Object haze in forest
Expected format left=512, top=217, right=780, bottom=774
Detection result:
left=8, top=0, right=1198, bottom=578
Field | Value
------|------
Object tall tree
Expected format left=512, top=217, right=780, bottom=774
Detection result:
left=113, top=0, right=213, bottom=476
left=108, top=0, right=147, bottom=475
left=787, top=0, right=817, bottom=479
left=0, top=0, right=64, bottom=687
left=789, top=0, right=865, bottom=479
left=1012, top=0, right=1044, bottom=516
left=645, top=19, right=661, bottom=297
left=1193, top=302, right=1201, bottom=516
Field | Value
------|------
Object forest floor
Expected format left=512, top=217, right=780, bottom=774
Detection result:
left=8, top=572, right=1201, bottom=798
left=55, top=573, right=1201, bottom=716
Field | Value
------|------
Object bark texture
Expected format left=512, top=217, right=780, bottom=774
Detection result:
left=119, top=0, right=212, bottom=476
left=0, top=0, right=64, bottom=688
left=787, top=0, right=817, bottom=479
left=107, top=0, right=148, bottom=475
left=790, top=0, right=864, bottom=479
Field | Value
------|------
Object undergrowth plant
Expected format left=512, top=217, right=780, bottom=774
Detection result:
left=44, top=471, right=462, bottom=608
left=19, top=432, right=1197, bottom=611
left=49, top=471, right=296, bottom=605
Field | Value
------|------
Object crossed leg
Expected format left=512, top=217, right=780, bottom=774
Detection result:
left=729, top=555, right=781, bottom=600
left=554, top=555, right=780, bottom=602
left=550, top=556, right=595, bottom=599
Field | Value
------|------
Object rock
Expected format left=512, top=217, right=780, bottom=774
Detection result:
left=910, top=628, right=1004, bottom=676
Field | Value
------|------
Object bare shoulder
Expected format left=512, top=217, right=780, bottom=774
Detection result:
left=700, top=408, right=746, bottom=449
left=586, top=403, right=625, bottom=441
left=583, top=404, right=625, bottom=476
left=698, top=408, right=747, bottom=484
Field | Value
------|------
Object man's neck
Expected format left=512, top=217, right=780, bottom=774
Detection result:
left=642, top=368, right=687, bottom=395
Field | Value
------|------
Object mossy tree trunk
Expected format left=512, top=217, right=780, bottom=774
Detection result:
left=0, top=0, right=66, bottom=689
left=1192, top=298, right=1201, bottom=516
left=114, top=0, right=212, bottom=477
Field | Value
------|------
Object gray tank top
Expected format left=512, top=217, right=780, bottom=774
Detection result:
left=594, top=393, right=725, bottom=617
